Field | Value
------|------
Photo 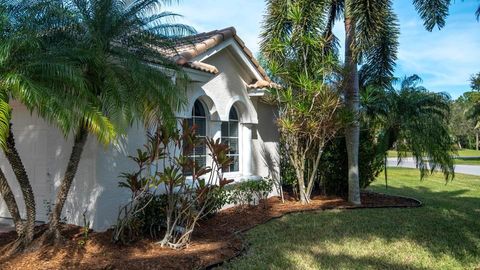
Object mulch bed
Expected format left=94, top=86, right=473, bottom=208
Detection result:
left=0, top=191, right=421, bottom=270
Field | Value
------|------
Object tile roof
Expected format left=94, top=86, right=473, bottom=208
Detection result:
left=161, top=27, right=270, bottom=82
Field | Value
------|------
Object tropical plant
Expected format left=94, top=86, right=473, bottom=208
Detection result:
left=262, top=0, right=344, bottom=204
left=0, top=1, right=112, bottom=251
left=113, top=121, right=233, bottom=248
left=363, top=75, right=455, bottom=180
left=33, top=0, right=195, bottom=241
left=323, top=0, right=455, bottom=204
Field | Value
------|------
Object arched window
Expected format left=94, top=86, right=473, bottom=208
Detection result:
left=188, top=100, right=207, bottom=170
left=221, top=107, right=239, bottom=172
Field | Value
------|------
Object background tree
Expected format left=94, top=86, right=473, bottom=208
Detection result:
left=363, top=75, right=454, bottom=180
left=262, top=0, right=344, bottom=204
left=449, top=98, right=477, bottom=150
left=323, top=0, right=453, bottom=204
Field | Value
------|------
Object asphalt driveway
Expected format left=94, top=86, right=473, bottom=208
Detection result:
left=387, top=157, right=480, bottom=176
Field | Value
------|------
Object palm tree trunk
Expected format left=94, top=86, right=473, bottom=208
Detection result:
left=476, top=132, right=479, bottom=151
left=344, top=4, right=361, bottom=205
left=4, top=125, right=35, bottom=244
left=0, top=168, right=25, bottom=236
left=47, top=128, right=88, bottom=240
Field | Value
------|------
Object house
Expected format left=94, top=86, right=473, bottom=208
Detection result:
left=0, top=27, right=280, bottom=231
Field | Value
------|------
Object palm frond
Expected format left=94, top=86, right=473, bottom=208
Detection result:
left=412, top=0, right=451, bottom=31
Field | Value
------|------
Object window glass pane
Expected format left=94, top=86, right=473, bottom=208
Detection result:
left=230, top=156, right=239, bottom=172
left=229, top=140, right=238, bottom=155
left=229, top=122, right=238, bottom=137
left=221, top=138, right=230, bottom=147
left=221, top=122, right=228, bottom=136
left=195, top=118, right=206, bottom=136
left=194, top=100, right=206, bottom=116
left=229, top=107, right=238, bottom=120
left=194, top=144, right=206, bottom=155
left=195, top=156, right=206, bottom=168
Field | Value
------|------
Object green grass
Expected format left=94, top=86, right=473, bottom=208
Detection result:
left=453, top=158, right=480, bottom=165
left=221, top=168, right=480, bottom=270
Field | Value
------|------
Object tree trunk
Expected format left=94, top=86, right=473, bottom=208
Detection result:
left=476, top=132, right=479, bottom=151
left=47, top=128, right=88, bottom=240
left=4, top=126, right=35, bottom=244
left=0, top=168, right=25, bottom=235
left=344, top=5, right=361, bottom=205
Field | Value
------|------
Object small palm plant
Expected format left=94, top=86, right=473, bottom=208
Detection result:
left=0, top=1, right=113, bottom=251
left=362, top=75, right=455, bottom=180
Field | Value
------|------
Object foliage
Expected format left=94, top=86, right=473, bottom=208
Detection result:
left=261, top=0, right=344, bottom=204
left=228, top=178, right=274, bottom=209
left=24, top=0, right=196, bottom=239
left=114, top=120, right=233, bottom=248
left=471, top=72, right=480, bottom=92
left=360, top=75, right=454, bottom=180
left=317, top=130, right=384, bottom=196
left=449, top=98, right=477, bottom=149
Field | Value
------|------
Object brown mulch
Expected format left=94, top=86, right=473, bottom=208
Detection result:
left=0, top=191, right=421, bottom=270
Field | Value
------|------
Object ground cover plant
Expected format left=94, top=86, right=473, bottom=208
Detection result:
left=221, top=168, right=480, bottom=270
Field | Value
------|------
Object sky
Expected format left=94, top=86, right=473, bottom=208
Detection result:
left=169, top=0, right=480, bottom=99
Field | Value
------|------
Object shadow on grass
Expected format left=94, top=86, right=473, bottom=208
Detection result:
left=221, top=185, right=480, bottom=269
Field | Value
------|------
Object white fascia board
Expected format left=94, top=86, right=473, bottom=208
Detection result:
left=192, top=38, right=263, bottom=82
left=248, top=89, right=267, bottom=97
left=146, top=62, right=213, bottom=83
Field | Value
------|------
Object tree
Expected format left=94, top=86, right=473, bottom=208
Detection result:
left=449, top=99, right=476, bottom=149
left=1, top=1, right=113, bottom=251
left=40, top=0, right=194, bottom=241
left=324, top=0, right=452, bottom=204
left=363, top=75, right=455, bottom=180
left=471, top=72, right=480, bottom=92
left=261, top=0, right=344, bottom=204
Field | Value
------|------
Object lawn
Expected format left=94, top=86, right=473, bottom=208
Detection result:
left=453, top=157, right=480, bottom=166
left=221, top=168, right=480, bottom=270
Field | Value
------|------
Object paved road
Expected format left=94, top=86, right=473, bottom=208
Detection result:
left=387, top=157, right=480, bottom=176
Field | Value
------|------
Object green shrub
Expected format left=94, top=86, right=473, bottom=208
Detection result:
left=317, top=129, right=384, bottom=197
left=279, top=129, right=384, bottom=197
left=229, top=178, right=273, bottom=208
left=135, top=194, right=168, bottom=239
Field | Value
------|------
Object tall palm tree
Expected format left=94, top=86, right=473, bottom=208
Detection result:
left=324, top=0, right=451, bottom=204
left=41, top=0, right=194, bottom=241
left=1, top=1, right=114, bottom=250
left=362, top=75, right=454, bottom=179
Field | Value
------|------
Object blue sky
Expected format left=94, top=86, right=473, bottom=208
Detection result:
left=170, top=1, right=480, bottom=99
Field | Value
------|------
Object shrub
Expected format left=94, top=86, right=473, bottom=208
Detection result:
left=279, top=129, right=384, bottom=198
left=317, top=129, right=384, bottom=197
left=229, top=178, right=273, bottom=209
left=113, top=120, right=233, bottom=249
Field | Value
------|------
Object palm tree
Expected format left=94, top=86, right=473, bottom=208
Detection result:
left=41, top=0, right=194, bottom=241
left=261, top=0, right=344, bottom=204
left=361, top=75, right=454, bottom=179
left=1, top=1, right=114, bottom=250
left=324, top=0, right=452, bottom=204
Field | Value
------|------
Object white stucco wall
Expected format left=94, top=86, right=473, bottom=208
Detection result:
left=0, top=41, right=280, bottom=231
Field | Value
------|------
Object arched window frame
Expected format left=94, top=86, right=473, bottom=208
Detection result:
left=221, top=107, right=240, bottom=172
